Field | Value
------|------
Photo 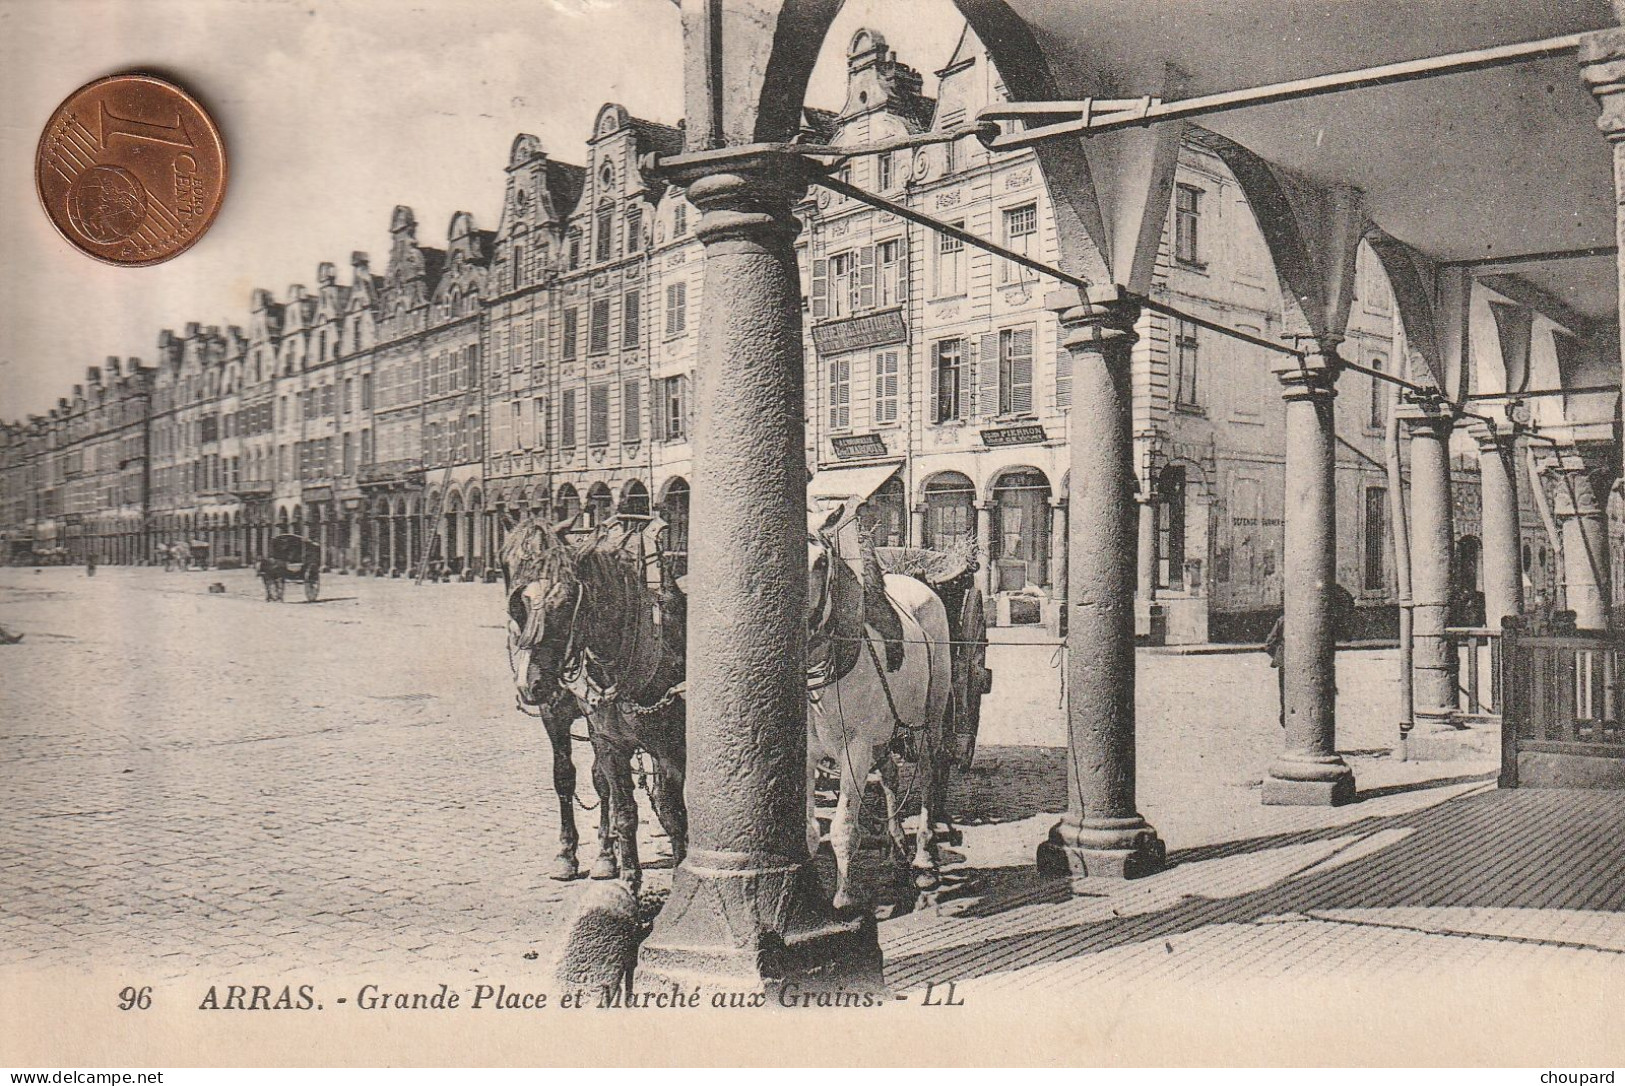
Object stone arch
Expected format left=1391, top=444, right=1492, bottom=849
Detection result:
left=920, top=470, right=976, bottom=546
left=1183, top=128, right=1362, bottom=349
left=620, top=478, right=650, bottom=517
left=586, top=481, right=615, bottom=526
left=988, top=465, right=1054, bottom=589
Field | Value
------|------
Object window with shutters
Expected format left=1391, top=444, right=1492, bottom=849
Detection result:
left=588, top=384, right=610, bottom=446
left=560, top=389, right=577, bottom=449
left=877, top=239, right=904, bottom=308
left=827, top=358, right=852, bottom=431
left=876, top=151, right=894, bottom=191
left=1173, top=319, right=1200, bottom=407
left=623, top=378, right=641, bottom=442
left=536, top=396, right=550, bottom=450
left=595, top=204, right=614, bottom=262
left=933, top=339, right=964, bottom=423
left=567, top=230, right=582, bottom=269
left=999, top=327, right=1035, bottom=416
left=673, top=202, right=687, bottom=237
left=623, top=290, right=640, bottom=345
left=943, top=137, right=957, bottom=175
left=343, top=378, right=353, bottom=415
left=589, top=298, right=612, bottom=354
left=661, top=375, right=687, bottom=440
left=562, top=308, right=579, bottom=360
left=626, top=208, right=643, bottom=253
left=512, top=244, right=524, bottom=290
left=873, top=350, right=900, bottom=426
left=665, top=282, right=687, bottom=336
left=1055, top=350, right=1073, bottom=409
left=828, top=252, right=855, bottom=318
left=467, top=343, right=479, bottom=386
left=1001, top=204, right=1038, bottom=284
left=467, top=413, right=481, bottom=461
left=342, top=432, right=354, bottom=475
left=1175, top=184, right=1202, bottom=266
left=935, top=223, right=965, bottom=297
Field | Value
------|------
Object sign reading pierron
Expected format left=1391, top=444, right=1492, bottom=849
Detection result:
left=980, top=423, right=1047, bottom=448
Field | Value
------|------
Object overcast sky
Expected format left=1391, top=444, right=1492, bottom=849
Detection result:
left=0, top=0, right=965, bottom=420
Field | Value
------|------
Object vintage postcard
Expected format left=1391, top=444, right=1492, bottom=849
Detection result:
left=3, top=0, right=1624, bottom=1069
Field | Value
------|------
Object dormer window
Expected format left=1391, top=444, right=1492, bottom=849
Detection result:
left=567, top=229, right=582, bottom=270
left=673, top=203, right=687, bottom=237
left=627, top=207, right=643, bottom=253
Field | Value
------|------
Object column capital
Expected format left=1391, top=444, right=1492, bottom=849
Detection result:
left=648, top=146, right=816, bottom=247
left=1273, top=356, right=1340, bottom=402
left=1046, top=287, right=1140, bottom=353
left=1465, top=417, right=1520, bottom=454
left=1580, top=28, right=1625, bottom=141
left=1396, top=400, right=1458, bottom=439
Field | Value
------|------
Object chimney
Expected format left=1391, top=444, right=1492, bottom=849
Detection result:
left=88, top=366, right=102, bottom=385
left=106, top=358, right=122, bottom=379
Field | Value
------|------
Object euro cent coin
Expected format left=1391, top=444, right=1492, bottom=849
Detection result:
left=35, top=73, right=226, bottom=266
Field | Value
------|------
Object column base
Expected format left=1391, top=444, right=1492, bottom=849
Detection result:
left=1263, top=754, right=1355, bottom=806
left=635, top=849, right=885, bottom=997
left=1036, top=816, right=1166, bottom=880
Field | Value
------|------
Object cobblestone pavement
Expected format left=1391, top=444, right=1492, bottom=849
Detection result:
left=6, top=566, right=1613, bottom=995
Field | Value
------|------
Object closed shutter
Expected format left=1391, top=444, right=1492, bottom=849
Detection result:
left=976, top=333, right=998, bottom=419
left=590, top=299, right=611, bottom=354
left=623, top=290, right=640, bottom=345
left=649, top=378, right=665, bottom=441
left=895, top=237, right=908, bottom=304
left=927, top=342, right=940, bottom=425
left=811, top=258, right=828, bottom=320
left=589, top=384, right=610, bottom=445
left=1055, top=349, right=1073, bottom=409
left=681, top=374, right=693, bottom=436
left=492, top=399, right=513, bottom=452
left=623, top=378, right=641, bottom=442
left=857, top=245, right=876, bottom=310
left=1010, top=327, right=1034, bottom=415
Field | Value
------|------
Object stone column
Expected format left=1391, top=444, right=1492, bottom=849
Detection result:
left=1399, top=402, right=1459, bottom=725
left=1050, top=495, right=1069, bottom=610
left=911, top=504, right=926, bottom=549
left=975, top=500, right=993, bottom=598
left=1036, top=291, right=1165, bottom=879
left=1265, top=355, right=1355, bottom=806
left=637, top=149, right=882, bottom=993
left=1553, top=466, right=1609, bottom=628
left=1135, top=493, right=1165, bottom=643
left=1581, top=30, right=1625, bottom=484
left=1471, top=421, right=1524, bottom=629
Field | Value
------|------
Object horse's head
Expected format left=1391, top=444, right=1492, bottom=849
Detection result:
left=807, top=502, right=855, bottom=634
left=502, top=516, right=584, bottom=709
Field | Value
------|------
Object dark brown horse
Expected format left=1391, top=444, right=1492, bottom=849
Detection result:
left=502, top=518, right=687, bottom=893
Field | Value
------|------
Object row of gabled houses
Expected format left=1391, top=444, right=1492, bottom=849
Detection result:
left=3, top=25, right=1524, bottom=641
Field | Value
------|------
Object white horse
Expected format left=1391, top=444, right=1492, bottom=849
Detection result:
left=805, top=503, right=953, bottom=909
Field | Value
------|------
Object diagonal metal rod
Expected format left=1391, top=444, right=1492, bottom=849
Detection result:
left=1465, top=384, right=1622, bottom=400
left=812, top=171, right=1093, bottom=293
left=811, top=169, right=1513, bottom=423
left=1440, top=244, right=1618, bottom=269
left=978, top=31, right=1589, bottom=149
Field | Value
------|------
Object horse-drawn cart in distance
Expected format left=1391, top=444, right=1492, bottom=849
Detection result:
left=257, top=534, right=321, bottom=602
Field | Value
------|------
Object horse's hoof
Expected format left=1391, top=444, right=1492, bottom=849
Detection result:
left=549, top=857, right=583, bottom=882
left=589, top=857, right=620, bottom=880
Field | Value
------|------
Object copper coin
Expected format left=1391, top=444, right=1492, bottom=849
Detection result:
left=35, top=73, right=226, bottom=266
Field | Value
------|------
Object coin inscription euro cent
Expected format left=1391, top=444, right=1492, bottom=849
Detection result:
left=35, top=73, right=226, bottom=266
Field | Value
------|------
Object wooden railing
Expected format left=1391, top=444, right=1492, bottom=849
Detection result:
left=1499, top=614, right=1625, bottom=788
left=1446, top=626, right=1501, bottom=721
